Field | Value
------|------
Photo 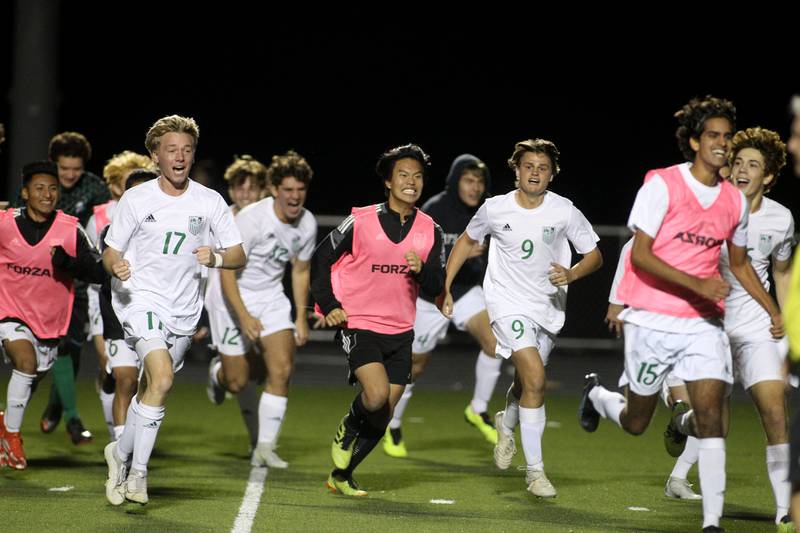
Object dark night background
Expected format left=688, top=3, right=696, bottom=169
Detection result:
left=0, top=5, right=797, bottom=338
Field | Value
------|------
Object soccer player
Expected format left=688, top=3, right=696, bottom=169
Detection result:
left=383, top=153, right=500, bottom=458
left=442, top=139, right=602, bottom=498
left=311, top=144, right=444, bottom=496
left=0, top=161, right=105, bottom=469
left=102, top=115, right=244, bottom=505
left=205, top=151, right=316, bottom=467
left=579, top=96, right=783, bottom=532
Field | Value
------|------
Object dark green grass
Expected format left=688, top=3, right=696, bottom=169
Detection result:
left=0, top=379, right=782, bottom=532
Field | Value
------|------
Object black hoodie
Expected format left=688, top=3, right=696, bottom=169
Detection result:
left=420, top=154, right=491, bottom=303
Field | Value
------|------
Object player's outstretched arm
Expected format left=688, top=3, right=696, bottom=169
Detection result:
left=440, top=232, right=478, bottom=317
left=102, top=246, right=130, bottom=281
left=291, top=259, right=311, bottom=346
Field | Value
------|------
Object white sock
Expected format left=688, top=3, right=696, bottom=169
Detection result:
left=698, top=438, right=726, bottom=528
left=470, top=351, right=501, bottom=414
left=99, top=390, right=115, bottom=441
left=210, top=358, right=222, bottom=387
left=389, top=383, right=414, bottom=430
left=501, top=386, right=520, bottom=435
left=113, top=425, right=125, bottom=441
left=116, top=399, right=138, bottom=462
left=766, top=443, right=790, bottom=523
left=131, top=401, right=165, bottom=473
left=257, top=393, right=288, bottom=445
left=588, top=385, right=625, bottom=426
left=5, top=369, right=35, bottom=432
left=670, top=436, right=699, bottom=479
left=519, top=405, right=546, bottom=471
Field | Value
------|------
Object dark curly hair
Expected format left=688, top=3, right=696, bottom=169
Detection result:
left=266, top=150, right=313, bottom=188
left=674, top=96, right=736, bottom=161
left=730, top=127, right=787, bottom=194
left=49, top=131, right=92, bottom=163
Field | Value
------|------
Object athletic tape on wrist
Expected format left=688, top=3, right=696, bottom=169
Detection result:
left=213, top=252, right=223, bottom=268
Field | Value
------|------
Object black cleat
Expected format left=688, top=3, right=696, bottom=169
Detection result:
left=578, top=373, right=601, bottom=432
left=664, top=400, right=689, bottom=458
left=701, top=526, right=725, bottom=532
left=66, top=417, right=93, bottom=445
left=40, top=403, right=62, bottom=434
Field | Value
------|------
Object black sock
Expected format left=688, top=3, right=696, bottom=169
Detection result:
left=343, top=402, right=391, bottom=476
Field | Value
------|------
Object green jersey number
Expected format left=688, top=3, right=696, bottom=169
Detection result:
left=162, top=231, right=187, bottom=255
left=146, top=311, right=164, bottom=331
left=511, top=319, right=524, bottom=339
left=521, top=239, right=534, bottom=260
left=221, top=327, right=241, bottom=346
left=636, top=363, right=659, bottom=385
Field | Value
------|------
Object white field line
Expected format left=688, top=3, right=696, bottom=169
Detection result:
left=231, top=466, right=268, bottom=533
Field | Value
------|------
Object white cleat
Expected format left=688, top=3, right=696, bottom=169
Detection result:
left=522, top=467, right=557, bottom=498
left=104, top=442, right=126, bottom=506
left=664, top=476, right=702, bottom=500
left=493, top=411, right=516, bottom=470
left=124, top=468, right=148, bottom=504
left=206, top=355, right=225, bottom=405
left=251, top=442, right=289, bottom=469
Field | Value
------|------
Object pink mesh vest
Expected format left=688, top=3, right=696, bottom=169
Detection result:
left=0, top=210, right=78, bottom=338
left=617, top=165, right=741, bottom=318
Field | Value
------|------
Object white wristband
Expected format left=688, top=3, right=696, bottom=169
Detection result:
left=213, top=252, right=223, bottom=268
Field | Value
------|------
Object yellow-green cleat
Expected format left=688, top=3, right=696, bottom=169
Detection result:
left=777, top=515, right=794, bottom=533
left=326, top=472, right=368, bottom=497
left=331, top=417, right=357, bottom=470
left=464, top=405, right=498, bottom=445
left=382, top=426, right=408, bottom=458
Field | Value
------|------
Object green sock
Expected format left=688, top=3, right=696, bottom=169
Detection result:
left=47, top=379, right=62, bottom=412
left=51, top=356, right=79, bottom=422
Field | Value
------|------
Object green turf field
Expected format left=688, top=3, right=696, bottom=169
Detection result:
left=0, top=379, right=785, bottom=532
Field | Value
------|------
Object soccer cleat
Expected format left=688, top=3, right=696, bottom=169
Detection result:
left=382, top=427, right=408, bottom=458
left=326, top=472, right=368, bottom=497
left=664, top=400, right=690, bottom=458
left=66, top=417, right=93, bottom=445
left=124, top=468, right=149, bottom=504
left=521, top=466, right=557, bottom=498
left=206, top=355, right=225, bottom=405
left=3, top=430, right=27, bottom=470
left=701, top=527, right=725, bottom=532
left=331, top=417, right=357, bottom=470
left=663, top=476, right=702, bottom=500
left=464, top=405, right=498, bottom=445
left=251, top=442, right=289, bottom=469
left=493, top=411, right=517, bottom=470
left=777, top=515, right=793, bottom=533
left=578, top=373, right=601, bottom=432
left=104, top=442, right=127, bottom=506
left=40, top=402, right=62, bottom=433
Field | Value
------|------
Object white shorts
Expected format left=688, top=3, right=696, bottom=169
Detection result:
left=207, top=294, right=294, bottom=357
left=492, top=315, right=555, bottom=365
left=732, top=337, right=791, bottom=390
left=0, top=322, right=59, bottom=372
left=105, top=338, right=140, bottom=373
left=620, top=323, right=732, bottom=396
left=87, top=285, right=104, bottom=338
left=121, top=307, right=192, bottom=372
left=412, top=286, right=486, bottom=353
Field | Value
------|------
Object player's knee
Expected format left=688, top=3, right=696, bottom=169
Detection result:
left=519, top=375, right=546, bottom=395
left=148, top=374, right=174, bottom=396
left=18, top=360, right=37, bottom=375
left=116, top=375, right=138, bottom=397
left=226, top=376, right=248, bottom=394
left=623, top=416, right=649, bottom=436
left=362, top=387, right=389, bottom=412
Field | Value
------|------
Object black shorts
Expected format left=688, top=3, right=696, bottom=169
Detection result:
left=338, top=328, right=413, bottom=386
left=789, top=410, right=800, bottom=484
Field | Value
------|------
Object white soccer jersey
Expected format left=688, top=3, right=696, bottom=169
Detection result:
left=205, top=197, right=317, bottom=311
left=466, top=190, right=599, bottom=335
left=720, top=196, right=794, bottom=337
left=105, top=178, right=242, bottom=335
left=608, top=238, right=633, bottom=305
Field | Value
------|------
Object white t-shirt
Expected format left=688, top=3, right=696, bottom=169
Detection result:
left=105, top=178, right=242, bottom=335
left=466, top=190, right=599, bottom=335
left=205, top=197, right=317, bottom=311
left=608, top=238, right=633, bottom=305
left=721, top=196, right=794, bottom=337
left=620, top=163, right=749, bottom=333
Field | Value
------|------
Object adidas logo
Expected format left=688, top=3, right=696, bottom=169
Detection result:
left=144, top=214, right=156, bottom=223
left=502, top=223, right=512, bottom=231
left=143, top=420, right=160, bottom=428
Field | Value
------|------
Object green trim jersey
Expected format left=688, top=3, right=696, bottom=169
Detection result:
left=105, top=178, right=242, bottom=335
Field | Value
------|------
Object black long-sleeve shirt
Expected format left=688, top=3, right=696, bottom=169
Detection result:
left=14, top=207, right=105, bottom=285
left=311, top=203, right=445, bottom=316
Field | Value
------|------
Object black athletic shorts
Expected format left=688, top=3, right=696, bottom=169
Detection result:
left=789, top=409, right=800, bottom=483
left=338, top=328, right=413, bottom=386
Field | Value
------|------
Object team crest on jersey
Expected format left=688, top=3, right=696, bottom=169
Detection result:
left=758, top=233, right=773, bottom=255
left=542, top=226, right=556, bottom=244
left=188, top=216, right=205, bottom=236
left=291, top=235, right=302, bottom=253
